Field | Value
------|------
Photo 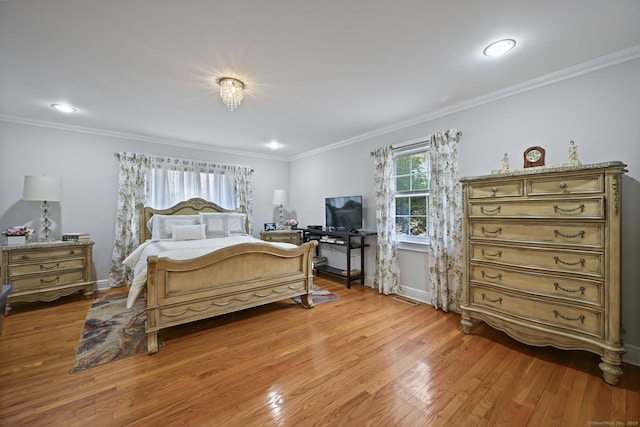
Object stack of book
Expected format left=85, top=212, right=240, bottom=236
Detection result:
left=62, top=232, right=91, bottom=242
left=312, top=256, right=328, bottom=268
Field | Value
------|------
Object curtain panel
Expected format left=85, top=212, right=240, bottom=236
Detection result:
left=372, top=145, right=401, bottom=295
left=427, top=129, right=463, bottom=312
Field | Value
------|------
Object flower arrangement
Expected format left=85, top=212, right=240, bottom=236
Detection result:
left=284, top=219, right=298, bottom=227
left=2, top=225, right=35, bottom=237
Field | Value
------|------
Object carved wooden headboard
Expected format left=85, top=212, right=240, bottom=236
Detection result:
left=137, top=197, right=249, bottom=242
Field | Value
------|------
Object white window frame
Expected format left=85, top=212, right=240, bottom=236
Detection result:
left=393, top=143, right=430, bottom=244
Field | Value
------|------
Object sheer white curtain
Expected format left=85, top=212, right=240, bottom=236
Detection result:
left=146, top=156, right=235, bottom=210
left=428, top=129, right=463, bottom=312
left=372, top=145, right=401, bottom=294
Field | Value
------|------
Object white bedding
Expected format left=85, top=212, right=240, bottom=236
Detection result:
left=123, top=236, right=295, bottom=308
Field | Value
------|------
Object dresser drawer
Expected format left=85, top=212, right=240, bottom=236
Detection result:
left=8, top=246, right=85, bottom=263
left=468, top=197, right=604, bottom=219
left=8, top=258, right=86, bottom=277
left=468, top=179, right=523, bottom=199
left=469, top=285, right=603, bottom=337
left=469, top=264, right=602, bottom=305
left=469, top=221, right=603, bottom=248
left=527, top=173, right=603, bottom=196
left=470, top=243, right=603, bottom=277
left=11, top=270, right=87, bottom=291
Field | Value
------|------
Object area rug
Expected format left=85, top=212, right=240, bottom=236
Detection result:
left=292, top=285, right=339, bottom=305
left=70, top=292, right=163, bottom=373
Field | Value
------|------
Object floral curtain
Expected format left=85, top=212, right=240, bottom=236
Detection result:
left=428, top=129, right=463, bottom=312
left=109, top=152, right=151, bottom=287
left=234, top=165, right=254, bottom=233
left=372, top=145, right=401, bottom=294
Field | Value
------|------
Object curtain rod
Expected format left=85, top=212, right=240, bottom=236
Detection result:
left=370, top=130, right=462, bottom=156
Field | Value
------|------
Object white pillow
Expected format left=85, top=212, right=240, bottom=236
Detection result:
left=228, top=213, right=247, bottom=235
left=151, top=215, right=200, bottom=240
left=172, top=224, right=206, bottom=241
left=199, top=212, right=230, bottom=238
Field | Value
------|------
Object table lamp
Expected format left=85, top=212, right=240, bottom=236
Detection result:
left=23, top=176, right=62, bottom=241
left=272, top=189, right=288, bottom=230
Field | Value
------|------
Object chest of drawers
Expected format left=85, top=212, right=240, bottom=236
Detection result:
left=260, top=230, right=302, bottom=245
left=1, top=240, right=95, bottom=314
left=459, top=162, right=626, bottom=385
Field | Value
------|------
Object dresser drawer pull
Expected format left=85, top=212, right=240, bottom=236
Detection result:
left=554, top=229, right=585, bottom=239
left=554, top=256, right=585, bottom=266
left=491, top=187, right=497, bottom=193
left=559, top=182, right=567, bottom=189
left=554, top=283, right=586, bottom=294
left=481, top=227, right=502, bottom=235
left=480, top=206, right=501, bottom=214
left=40, top=277, right=60, bottom=284
left=481, top=249, right=502, bottom=258
left=482, top=293, right=502, bottom=304
left=40, top=262, right=60, bottom=270
left=553, top=309, right=585, bottom=323
left=481, top=271, right=502, bottom=280
left=553, top=203, right=585, bottom=214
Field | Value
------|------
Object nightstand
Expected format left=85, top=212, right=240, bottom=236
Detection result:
left=1, top=240, right=95, bottom=315
left=260, top=230, right=302, bottom=245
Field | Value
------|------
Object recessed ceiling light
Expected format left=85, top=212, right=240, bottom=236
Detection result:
left=483, top=39, right=516, bottom=57
left=51, top=103, right=77, bottom=113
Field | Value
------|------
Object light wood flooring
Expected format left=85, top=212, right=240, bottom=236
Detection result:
left=0, top=274, right=638, bottom=426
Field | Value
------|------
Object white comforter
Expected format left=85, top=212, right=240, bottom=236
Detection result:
left=123, top=236, right=295, bottom=308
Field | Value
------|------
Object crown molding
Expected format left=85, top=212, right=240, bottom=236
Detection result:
left=290, top=45, right=640, bottom=161
left=0, top=114, right=289, bottom=162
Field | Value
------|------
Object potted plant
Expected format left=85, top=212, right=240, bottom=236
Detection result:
left=2, top=225, right=35, bottom=245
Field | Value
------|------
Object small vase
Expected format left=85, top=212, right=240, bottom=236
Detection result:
left=7, top=236, right=26, bottom=245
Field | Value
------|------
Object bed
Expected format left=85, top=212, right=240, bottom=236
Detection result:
left=124, top=198, right=317, bottom=354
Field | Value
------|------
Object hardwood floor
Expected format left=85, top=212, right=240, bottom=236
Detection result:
left=0, top=274, right=638, bottom=426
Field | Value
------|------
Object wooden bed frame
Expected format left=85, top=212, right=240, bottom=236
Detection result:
left=136, top=198, right=317, bottom=354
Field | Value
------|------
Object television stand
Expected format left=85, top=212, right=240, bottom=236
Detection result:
left=300, top=228, right=376, bottom=288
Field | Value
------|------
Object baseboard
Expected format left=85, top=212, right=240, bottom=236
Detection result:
left=95, top=279, right=111, bottom=291
left=398, top=285, right=431, bottom=304
left=623, top=343, right=640, bottom=367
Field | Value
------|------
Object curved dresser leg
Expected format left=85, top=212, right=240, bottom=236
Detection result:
left=599, top=350, right=623, bottom=385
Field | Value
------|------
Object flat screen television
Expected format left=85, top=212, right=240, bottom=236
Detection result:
left=325, top=195, right=363, bottom=232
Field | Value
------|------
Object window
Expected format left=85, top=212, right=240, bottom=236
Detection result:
left=394, top=147, right=430, bottom=241
left=146, top=157, right=235, bottom=210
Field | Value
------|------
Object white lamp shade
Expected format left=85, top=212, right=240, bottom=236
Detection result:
left=272, top=189, right=288, bottom=206
left=23, top=176, right=62, bottom=201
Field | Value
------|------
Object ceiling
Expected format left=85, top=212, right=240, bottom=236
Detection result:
left=1, top=1, right=639, bottom=160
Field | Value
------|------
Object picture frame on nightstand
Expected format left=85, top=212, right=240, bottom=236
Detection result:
left=264, top=223, right=276, bottom=231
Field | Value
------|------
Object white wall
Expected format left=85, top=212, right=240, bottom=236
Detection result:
left=289, top=58, right=640, bottom=361
left=0, top=122, right=290, bottom=287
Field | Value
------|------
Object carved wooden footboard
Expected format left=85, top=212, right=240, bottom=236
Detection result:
left=145, top=240, right=316, bottom=353
left=138, top=198, right=317, bottom=354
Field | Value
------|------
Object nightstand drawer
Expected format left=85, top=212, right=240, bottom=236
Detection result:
left=8, top=246, right=84, bottom=263
left=9, top=258, right=85, bottom=277
left=11, top=270, right=87, bottom=291
left=260, top=231, right=301, bottom=245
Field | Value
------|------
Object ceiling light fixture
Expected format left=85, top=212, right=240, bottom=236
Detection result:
left=483, top=39, right=516, bottom=57
left=218, top=77, right=245, bottom=111
left=51, top=103, right=77, bottom=113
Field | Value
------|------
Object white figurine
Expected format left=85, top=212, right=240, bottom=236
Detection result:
left=502, top=153, right=510, bottom=171
left=568, top=140, right=581, bottom=166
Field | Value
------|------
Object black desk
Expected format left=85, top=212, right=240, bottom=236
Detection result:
left=300, top=228, right=376, bottom=288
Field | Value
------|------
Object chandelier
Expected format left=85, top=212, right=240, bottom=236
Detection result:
left=218, top=77, right=244, bottom=111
